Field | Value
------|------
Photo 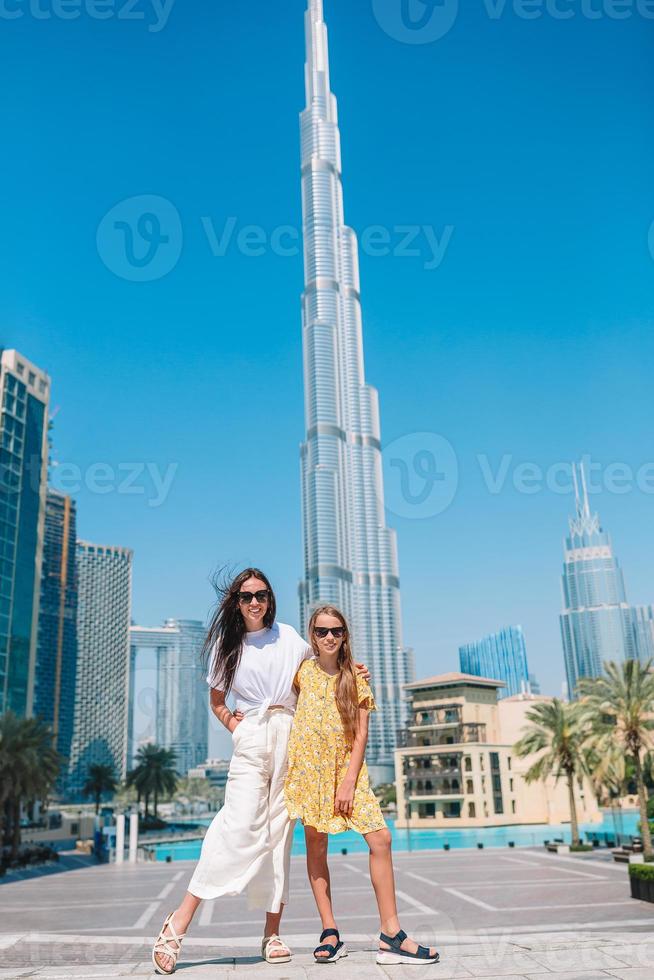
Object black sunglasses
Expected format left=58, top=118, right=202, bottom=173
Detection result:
left=238, top=590, right=270, bottom=605
left=313, top=626, right=346, bottom=639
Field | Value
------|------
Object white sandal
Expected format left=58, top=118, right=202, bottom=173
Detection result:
left=261, top=933, right=292, bottom=964
left=152, top=911, right=186, bottom=975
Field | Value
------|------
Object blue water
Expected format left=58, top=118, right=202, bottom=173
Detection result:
left=149, top=809, right=641, bottom=862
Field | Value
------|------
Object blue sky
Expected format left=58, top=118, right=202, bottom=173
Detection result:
left=2, top=1, right=653, bottom=753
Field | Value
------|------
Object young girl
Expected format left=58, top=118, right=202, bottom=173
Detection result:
left=284, top=606, right=440, bottom=966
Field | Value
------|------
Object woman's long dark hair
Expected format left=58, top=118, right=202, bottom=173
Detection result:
left=202, top=567, right=277, bottom=695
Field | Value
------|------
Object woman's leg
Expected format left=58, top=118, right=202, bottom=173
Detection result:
left=304, top=826, right=337, bottom=958
left=365, top=828, right=438, bottom=957
left=153, top=892, right=201, bottom=973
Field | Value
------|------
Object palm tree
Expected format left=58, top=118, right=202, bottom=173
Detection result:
left=127, top=745, right=178, bottom=821
left=82, top=764, right=118, bottom=814
left=514, top=698, right=588, bottom=846
left=578, top=659, right=654, bottom=856
left=0, top=712, right=62, bottom=860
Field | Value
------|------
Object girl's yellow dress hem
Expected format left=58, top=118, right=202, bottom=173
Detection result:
left=284, top=658, right=387, bottom=836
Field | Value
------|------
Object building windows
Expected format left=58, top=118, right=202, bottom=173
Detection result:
left=468, top=802, right=476, bottom=818
left=490, top=752, right=504, bottom=815
left=511, top=800, right=516, bottom=814
left=466, top=779, right=473, bottom=794
left=464, top=756, right=472, bottom=771
left=509, top=778, right=514, bottom=792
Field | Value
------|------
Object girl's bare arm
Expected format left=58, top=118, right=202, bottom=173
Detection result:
left=210, top=688, right=239, bottom=734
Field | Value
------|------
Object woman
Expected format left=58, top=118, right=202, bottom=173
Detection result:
left=152, top=569, right=369, bottom=975
left=284, top=605, right=439, bottom=966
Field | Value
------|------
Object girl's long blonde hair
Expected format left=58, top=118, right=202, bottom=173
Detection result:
left=308, top=605, right=359, bottom=745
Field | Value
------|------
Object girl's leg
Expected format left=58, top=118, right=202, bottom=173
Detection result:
left=153, top=892, right=201, bottom=973
left=365, top=828, right=438, bottom=957
left=304, top=826, right=337, bottom=958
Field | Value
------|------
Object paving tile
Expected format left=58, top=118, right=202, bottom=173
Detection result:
left=524, top=974, right=614, bottom=980
left=605, top=971, right=654, bottom=980
left=27, top=967, right=139, bottom=977
left=453, top=976, right=526, bottom=980
left=458, top=952, right=542, bottom=977
left=526, top=949, right=633, bottom=973
left=602, top=944, right=654, bottom=968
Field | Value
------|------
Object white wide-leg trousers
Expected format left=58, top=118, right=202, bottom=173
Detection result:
left=187, top=708, right=295, bottom=913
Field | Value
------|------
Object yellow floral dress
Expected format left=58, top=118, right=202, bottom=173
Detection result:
left=284, top=658, right=386, bottom=835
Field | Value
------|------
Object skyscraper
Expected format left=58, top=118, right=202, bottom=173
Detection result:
left=297, top=0, right=413, bottom=783
left=68, top=541, right=132, bottom=798
left=632, top=605, right=654, bottom=666
left=0, top=349, right=50, bottom=717
left=459, top=626, right=530, bottom=699
left=560, top=463, right=636, bottom=697
left=129, top=619, right=208, bottom=776
left=35, top=490, right=78, bottom=770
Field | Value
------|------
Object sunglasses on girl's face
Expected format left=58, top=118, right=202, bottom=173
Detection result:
left=313, top=626, right=346, bottom=639
left=238, top=590, right=269, bottom=605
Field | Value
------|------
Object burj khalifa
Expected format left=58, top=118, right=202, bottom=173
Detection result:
left=298, top=0, right=413, bottom=783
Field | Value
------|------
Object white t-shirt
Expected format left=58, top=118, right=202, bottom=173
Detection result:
left=206, top=622, right=311, bottom=717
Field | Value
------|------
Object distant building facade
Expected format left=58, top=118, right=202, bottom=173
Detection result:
left=632, top=605, right=654, bottom=666
left=394, top=672, right=601, bottom=829
left=560, top=463, right=636, bottom=696
left=0, top=349, right=50, bottom=717
left=129, top=619, right=208, bottom=775
left=35, top=490, right=78, bottom=769
left=528, top=672, right=541, bottom=695
left=459, top=626, right=530, bottom=699
left=187, top=758, right=230, bottom=789
left=68, top=541, right=132, bottom=798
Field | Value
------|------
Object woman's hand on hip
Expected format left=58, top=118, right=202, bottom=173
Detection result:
left=335, top=778, right=355, bottom=818
left=355, top=662, right=371, bottom=682
left=229, top=710, right=245, bottom=734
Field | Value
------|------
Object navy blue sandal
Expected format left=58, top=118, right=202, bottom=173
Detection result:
left=313, top=928, right=348, bottom=963
left=376, top=929, right=440, bottom=965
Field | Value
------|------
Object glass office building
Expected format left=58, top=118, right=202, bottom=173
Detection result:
left=0, top=349, right=50, bottom=717
left=129, top=619, right=208, bottom=776
left=297, top=0, right=413, bottom=783
left=632, top=605, right=654, bottom=666
left=68, top=541, right=132, bottom=798
left=560, top=464, right=636, bottom=697
left=35, top=490, right=78, bottom=770
left=459, top=626, right=530, bottom=699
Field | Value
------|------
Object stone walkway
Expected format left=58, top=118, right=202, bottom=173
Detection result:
left=0, top=847, right=652, bottom=978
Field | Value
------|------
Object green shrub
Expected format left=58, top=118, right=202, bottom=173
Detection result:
left=570, top=844, right=593, bottom=852
left=629, top=863, right=654, bottom=881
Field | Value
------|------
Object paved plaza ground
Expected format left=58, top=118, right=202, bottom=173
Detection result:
left=0, top=847, right=652, bottom=978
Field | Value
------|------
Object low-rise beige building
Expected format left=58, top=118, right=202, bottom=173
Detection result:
left=394, top=672, right=601, bottom=829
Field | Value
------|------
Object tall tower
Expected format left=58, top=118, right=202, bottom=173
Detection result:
left=0, top=349, right=50, bottom=717
left=68, top=541, right=132, bottom=798
left=35, top=490, right=78, bottom=772
left=129, top=619, right=208, bottom=775
left=298, top=0, right=413, bottom=783
left=560, top=462, right=636, bottom=697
